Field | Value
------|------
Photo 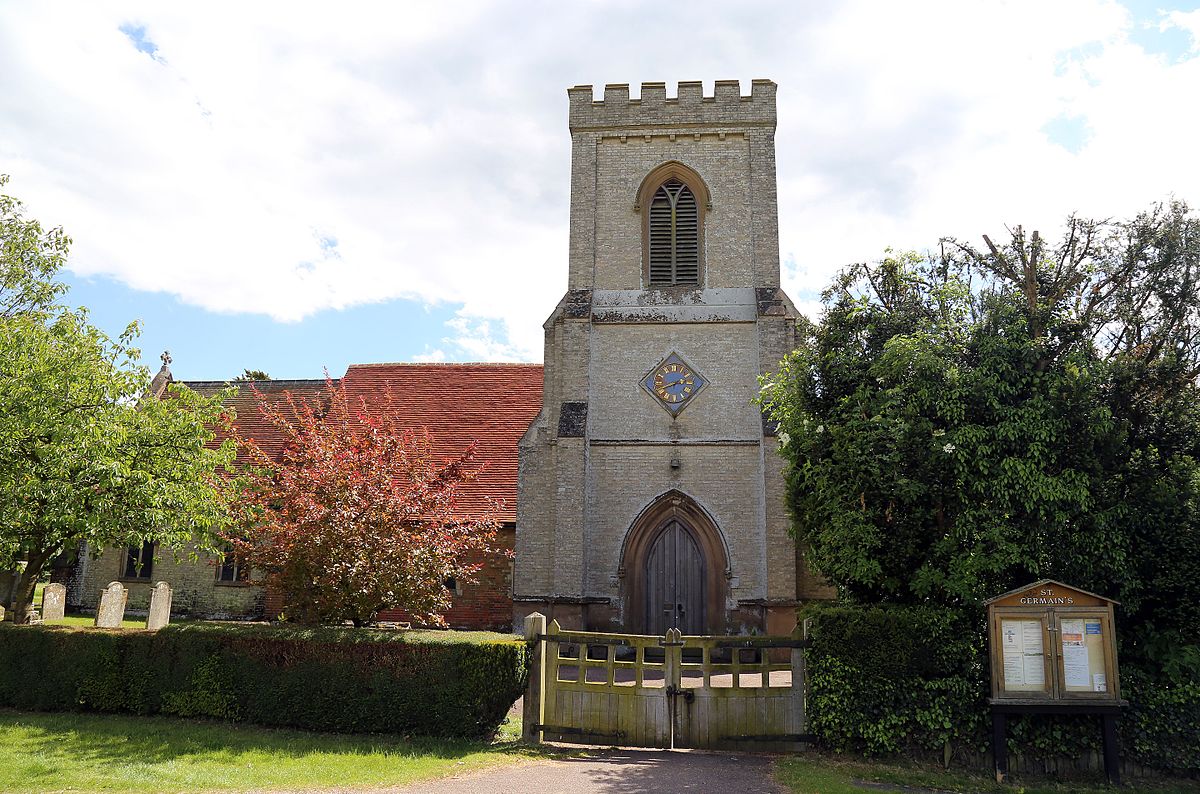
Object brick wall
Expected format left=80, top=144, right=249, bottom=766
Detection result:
left=377, top=526, right=516, bottom=631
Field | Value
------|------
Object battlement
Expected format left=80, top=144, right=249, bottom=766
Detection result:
left=568, top=80, right=776, bottom=132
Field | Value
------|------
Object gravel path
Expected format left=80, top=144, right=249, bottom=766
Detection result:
left=385, top=748, right=785, bottom=793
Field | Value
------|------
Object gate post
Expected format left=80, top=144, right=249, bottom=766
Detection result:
left=794, top=619, right=810, bottom=737
left=522, top=612, right=547, bottom=743
left=663, top=627, right=683, bottom=748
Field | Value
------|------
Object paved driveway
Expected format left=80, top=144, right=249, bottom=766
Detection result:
left=389, top=748, right=785, bottom=794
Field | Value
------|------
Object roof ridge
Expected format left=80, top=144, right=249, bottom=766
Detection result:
left=347, top=361, right=543, bottom=368
left=180, top=379, right=334, bottom=388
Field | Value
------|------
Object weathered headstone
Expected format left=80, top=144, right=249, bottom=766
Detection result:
left=94, top=582, right=128, bottom=628
left=0, top=570, right=16, bottom=605
left=0, top=604, right=5, bottom=622
left=41, top=583, right=66, bottom=621
left=146, top=581, right=172, bottom=630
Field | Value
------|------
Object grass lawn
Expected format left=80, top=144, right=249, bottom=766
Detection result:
left=26, top=584, right=143, bottom=628
left=50, top=614, right=153, bottom=629
left=775, top=753, right=1200, bottom=794
left=0, top=710, right=537, bottom=793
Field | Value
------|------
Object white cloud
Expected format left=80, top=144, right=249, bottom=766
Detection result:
left=411, top=348, right=448, bottom=363
left=1162, top=9, right=1200, bottom=52
left=438, top=316, right=530, bottom=363
left=1, top=1, right=1198, bottom=355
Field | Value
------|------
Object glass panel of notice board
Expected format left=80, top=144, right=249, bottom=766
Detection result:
left=999, top=618, right=1050, bottom=693
left=1058, top=614, right=1110, bottom=694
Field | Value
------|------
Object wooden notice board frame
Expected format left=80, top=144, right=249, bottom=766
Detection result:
left=985, top=579, right=1121, bottom=702
left=983, top=580, right=1127, bottom=784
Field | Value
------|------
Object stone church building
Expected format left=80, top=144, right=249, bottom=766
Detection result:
left=514, top=80, right=831, bottom=636
left=63, top=80, right=829, bottom=634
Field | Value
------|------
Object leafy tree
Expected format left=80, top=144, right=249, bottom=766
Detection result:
left=227, top=379, right=499, bottom=627
left=234, top=369, right=271, bottom=382
left=0, top=175, right=69, bottom=319
left=0, top=176, right=237, bottom=623
left=762, top=202, right=1200, bottom=669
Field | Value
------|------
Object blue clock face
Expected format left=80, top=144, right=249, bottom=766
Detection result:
left=653, top=363, right=696, bottom=404
left=642, top=353, right=708, bottom=415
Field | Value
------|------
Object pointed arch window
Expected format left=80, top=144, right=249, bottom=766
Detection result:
left=647, top=180, right=700, bottom=284
left=637, top=162, right=710, bottom=287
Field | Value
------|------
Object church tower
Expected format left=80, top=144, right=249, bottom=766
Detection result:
left=514, top=80, right=830, bottom=635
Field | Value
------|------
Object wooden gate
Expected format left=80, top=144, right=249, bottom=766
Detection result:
left=522, top=614, right=810, bottom=751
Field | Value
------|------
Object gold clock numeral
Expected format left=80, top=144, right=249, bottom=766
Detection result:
left=647, top=358, right=703, bottom=409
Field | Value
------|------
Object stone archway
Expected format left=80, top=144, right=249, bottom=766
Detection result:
left=619, top=490, right=729, bottom=635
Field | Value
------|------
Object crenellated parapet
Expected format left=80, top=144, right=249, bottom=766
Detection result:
left=568, top=80, right=776, bottom=132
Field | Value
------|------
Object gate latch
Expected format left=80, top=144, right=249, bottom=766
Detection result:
left=666, top=685, right=695, bottom=703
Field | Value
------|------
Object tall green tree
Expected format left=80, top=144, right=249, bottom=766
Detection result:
left=763, top=202, right=1200, bottom=668
left=233, top=369, right=271, bottom=382
left=0, top=176, right=237, bottom=623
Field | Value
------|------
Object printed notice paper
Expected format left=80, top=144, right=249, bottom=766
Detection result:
left=1001, top=620, right=1045, bottom=689
left=1061, top=618, right=1091, bottom=688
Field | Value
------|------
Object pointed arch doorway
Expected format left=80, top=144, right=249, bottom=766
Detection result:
left=621, top=491, right=729, bottom=635
left=644, top=519, right=706, bottom=635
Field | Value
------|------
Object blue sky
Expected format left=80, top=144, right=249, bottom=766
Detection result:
left=3, top=1, right=1199, bottom=382
left=64, top=272, right=464, bottom=380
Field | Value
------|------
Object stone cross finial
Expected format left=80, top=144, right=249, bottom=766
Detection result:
left=160, top=350, right=172, bottom=367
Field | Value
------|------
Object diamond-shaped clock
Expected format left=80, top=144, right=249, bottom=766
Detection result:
left=642, top=353, right=708, bottom=416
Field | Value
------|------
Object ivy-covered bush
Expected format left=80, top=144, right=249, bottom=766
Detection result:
left=1120, top=668, right=1200, bottom=774
left=0, top=623, right=528, bottom=738
left=763, top=210, right=1200, bottom=777
left=803, top=603, right=988, bottom=756
left=805, top=604, right=1200, bottom=775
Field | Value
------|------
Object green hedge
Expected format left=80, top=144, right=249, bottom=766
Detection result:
left=0, top=623, right=529, bottom=738
left=1121, top=668, right=1200, bottom=774
left=803, top=604, right=1200, bottom=774
left=802, top=603, right=988, bottom=756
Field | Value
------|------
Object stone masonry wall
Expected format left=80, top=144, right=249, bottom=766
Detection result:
left=514, top=80, right=833, bottom=633
left=567, top=80, right=779, bottom=291
left=594, top=135, right=753, bottom=289
left=79, top=530, right=516, bottom=630
left=77, top=544, right=263, bottom=619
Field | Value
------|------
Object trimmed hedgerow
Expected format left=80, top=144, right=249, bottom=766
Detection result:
left=803, top=603, right=1200, bottom=776
left=802, top=603, right=988, bottom=757
left=1121, top=668, right=1200, bottom=774
left=0, top=623, right=528, bottom=738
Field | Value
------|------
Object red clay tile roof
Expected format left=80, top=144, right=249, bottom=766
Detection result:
left=340, top=363, right=544, bottom=522
left=182, top=379, right=334, bottom=464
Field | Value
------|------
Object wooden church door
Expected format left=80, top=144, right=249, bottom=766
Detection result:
left=644, top=519, right=706, bottom=635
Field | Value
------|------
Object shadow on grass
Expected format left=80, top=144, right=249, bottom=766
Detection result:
left=0, top=708, right=546, bottom=791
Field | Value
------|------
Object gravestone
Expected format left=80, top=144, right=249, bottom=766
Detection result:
left=0, top=604, right=5, bottom=622
left=146, top=581, right=172, bottom=630
left=41, top=583, right=66, bottom=621
left=94, top=582, right=128, bottom=628
left=0, top=570, right=16, bottom=611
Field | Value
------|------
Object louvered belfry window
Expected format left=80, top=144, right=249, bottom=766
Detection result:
left=647, top=178, right=700, bottom=285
